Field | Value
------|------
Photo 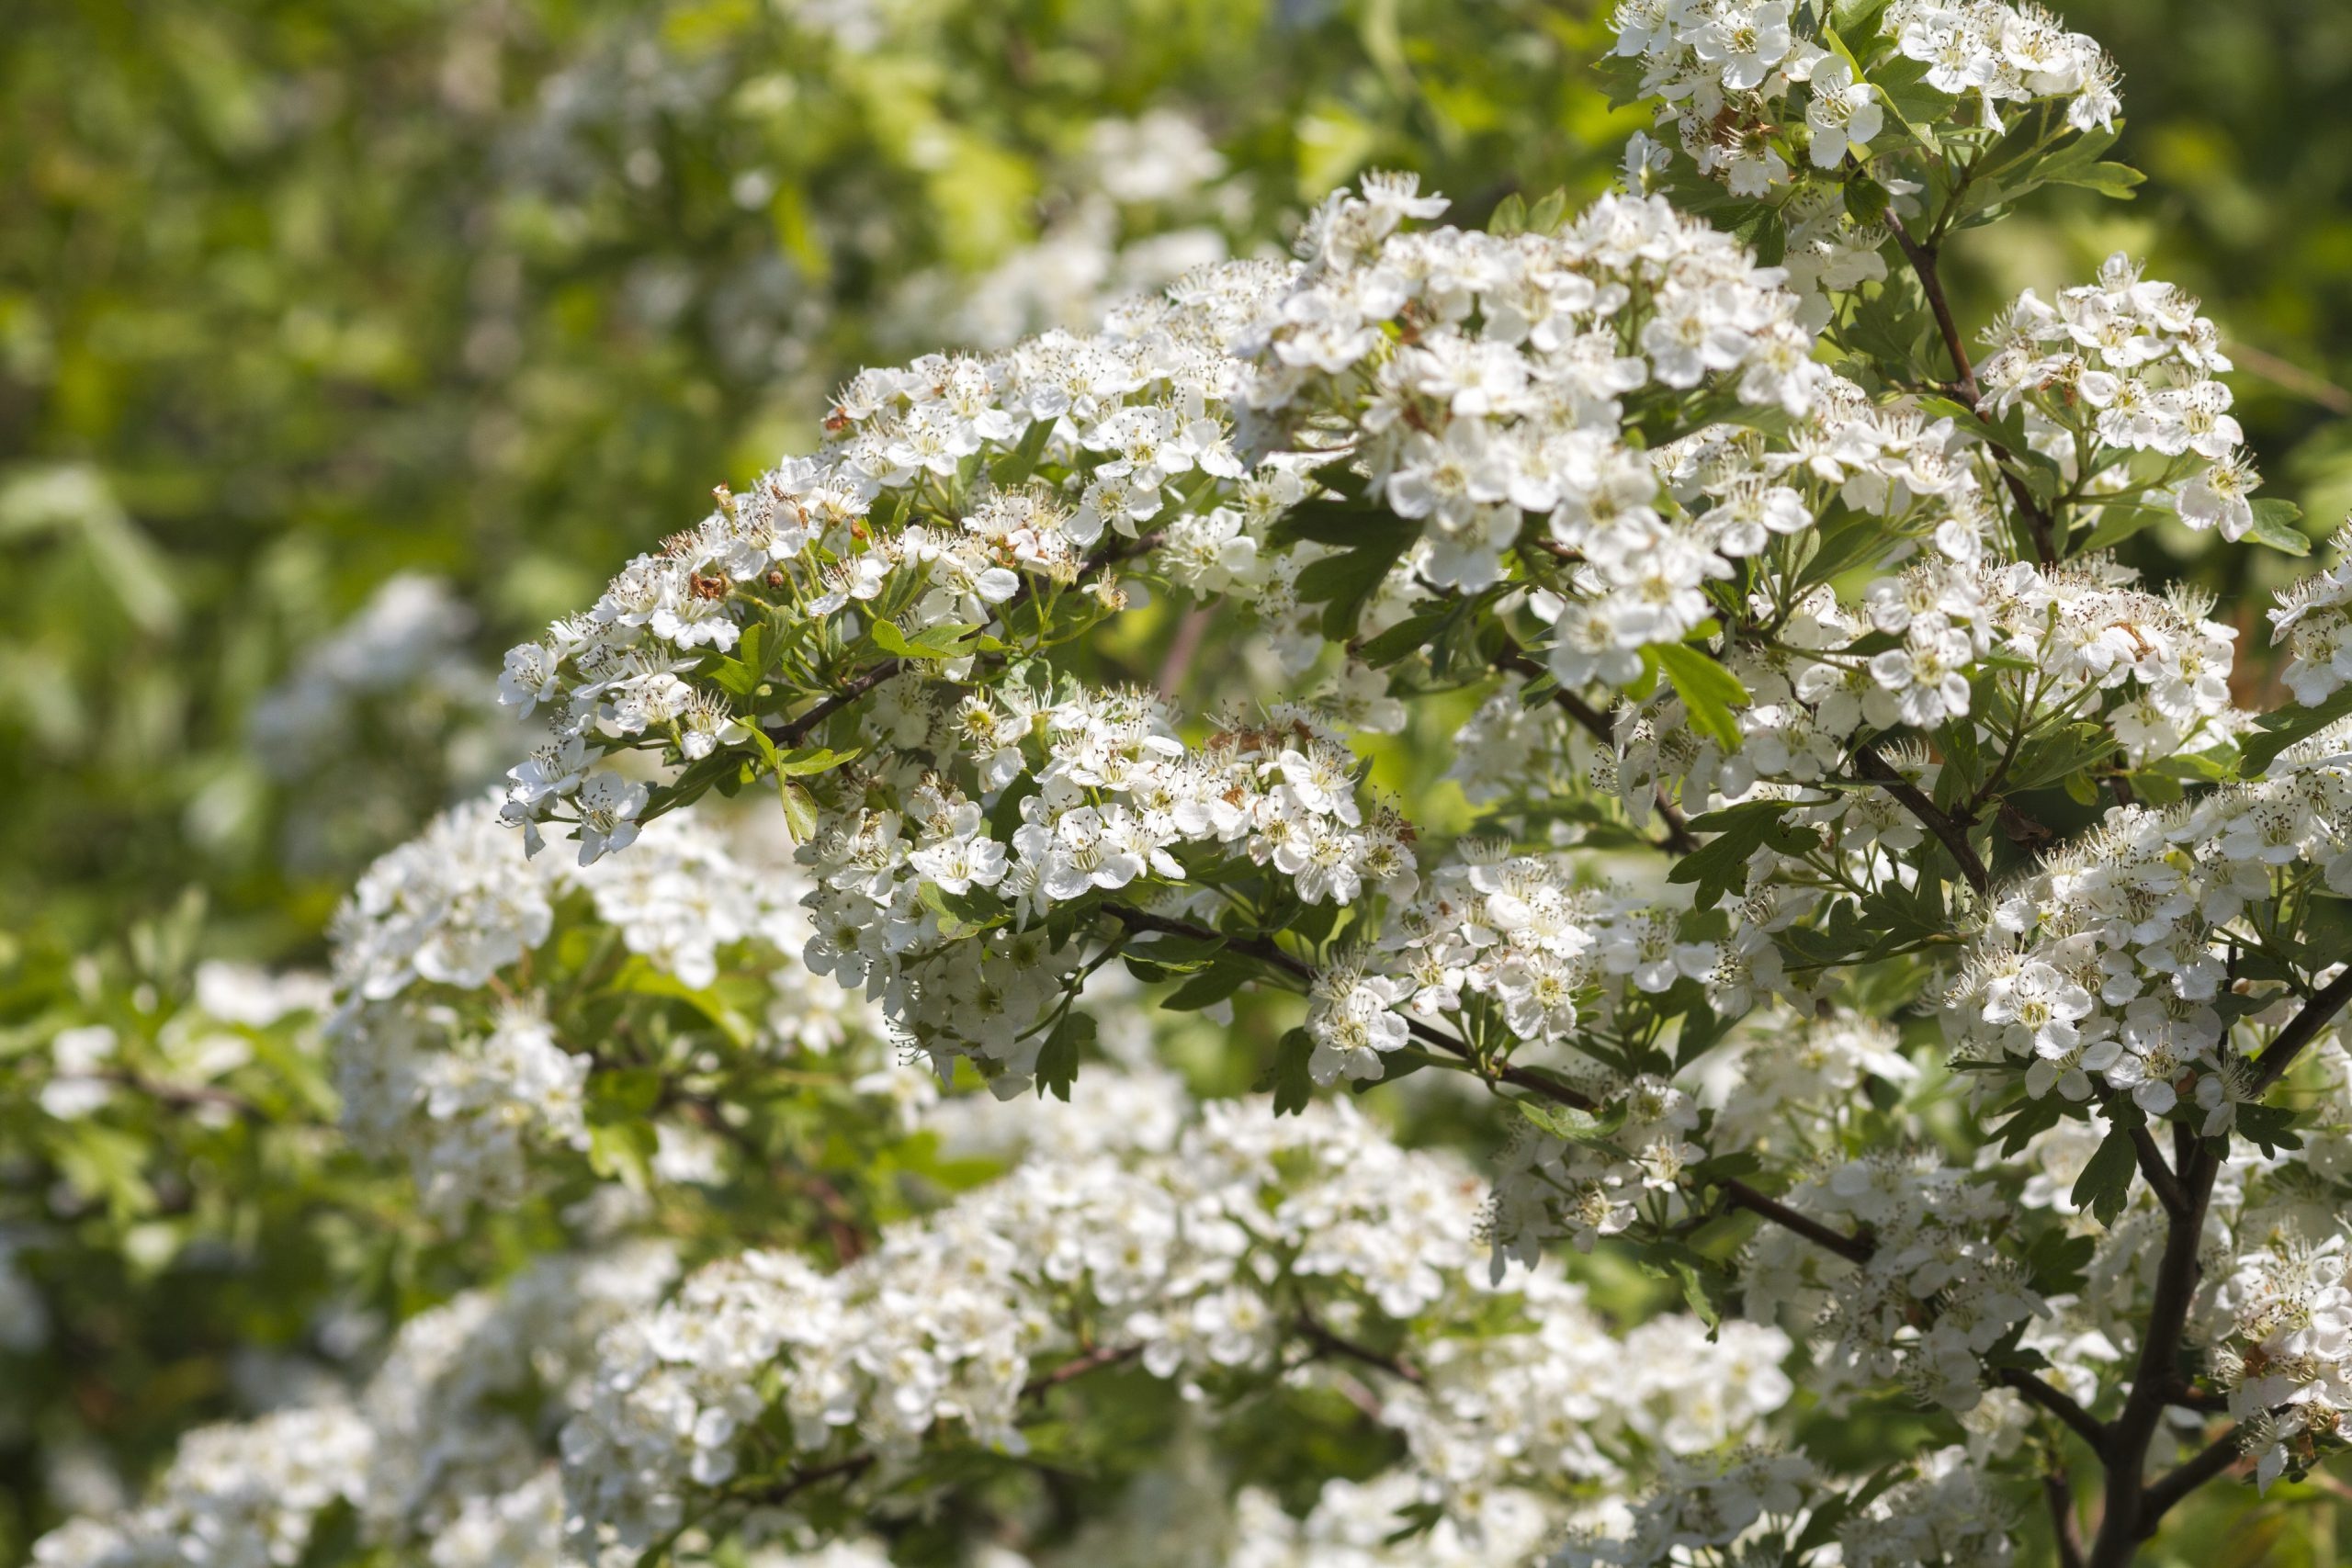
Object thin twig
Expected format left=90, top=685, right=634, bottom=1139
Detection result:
left=2249, top=963, right=2352, bottom=1096
left=2045, top=1465, right=2089, bottom=1568
left=1155, top=604, right=1216, bottom=695
left=2000, top=1370, right=2109, bottom=1451
left=1854, top=744, right=1990, bottom=896
left=1886, top=213, right=2059, bottom=564
left=764, top=530, right=1163, bottom=749
left=1297, top=1311, right=1424, bottom=1384
left=1498, top=649, right=1696, bottom=852
left=2138, top=1423, right=2246, bottom=1524
left=2227, top=341, right=2352, bottom=416
left=1724, top=1180, right=1874, bottom=1265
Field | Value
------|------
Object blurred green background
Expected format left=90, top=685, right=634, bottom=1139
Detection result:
left=3, top=2, right=2351, bottom=1562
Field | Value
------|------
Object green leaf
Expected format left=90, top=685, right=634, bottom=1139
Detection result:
left=2245, top=497, right=2311, bottom=556
left=1668, top=800, right=1806, bottom=912
left=1653, top=642, right=1748, bottom=750
left=1798, top=507, right=1899, bottom=590
left=1034, top=1010, right=1094, bottom=1102
left=2022, top=1226, right=2098, bottom=1296
left=1266, top=1027, right=1315, bottom=1117
left=1514, top=1097, right=1629, bottom=1143
left=2032, top=126, right=2145, bottom=200
left=2238, top=684, right=2352, bottom=777
left=588, top=1120, right=659, bottom=1190
left=1831, top=0, right=1892, bottom=39
left=1296, top=529, right=1418, bottom=642
left=1161, top=954, right=1255, bottom=1011
left=2007, top=721, right=2113, bottom=795
left=1270, top=500, right=1412, bottom=550
left=2078, top=502, right=2172, bottom=553
left=779, top=778, right=820, bottom=842
left=773, top=745, right=861, bottom=776
left=1867, top=55, right=1956, bottom=150
left=588, top=1066, right=663, bottom=1121
left=868, top=618, right=980, bottom=660
left=1355, top=607, right=1452, bottom=667
left=2070, top=1125, right=2139, bottom=1226
left=1991, top=1094, right=2065, bottom=1156
left=2237, top=1101, right=2302, bottom=1156
left=989, top=416, right=1054, bottom=486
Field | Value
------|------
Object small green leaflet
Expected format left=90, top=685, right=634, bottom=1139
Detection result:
left=2238, top=683, right=2352, bottom=777
left=1295, top=523, right=1419, bottom=640
left=2244, top=497, right=2311, bottom=557
left=1034, top=1010, right=1095, bottom=1102
left=1261, top=1028, right=1316, bottom=1117
left=1668, top=799, right=1814, bottom=911
left=2030, top=126, right=2146, bottom=201
left=1513, top=1097, right=1627, bottom=1143
left=868, top=618, right=979, bottom=660
left=2069, top=1125, right=2139, bottom=1226
left=1652, top=642, right=1748, bottom=750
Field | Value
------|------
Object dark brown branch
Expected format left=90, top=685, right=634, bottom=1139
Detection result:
left=733, top=1450, right=876, bottom=1506
left=2000, top=1370, right=2109, bottom=1451
left=1110, top=904, right=1898, bottom=1273
left=2127, top=1124, right=2188, bottom=1221
left=1102, top=903, right=1603, bottom=1112
left=765, top=530, right=1163, bottom=749
left=1498, top=649, right=1695, bottom=853
left=1102, top=904, right=1312, bottom=981
left=1023, top=1341, right=1140, bottom=1397
left=2086, top=1140, right=2220, bottom=1567
left=1885, top=213, right=2059, bottom=565
left=732, top=1343, right=1141, bottom=1507
left=1854, top=744, right=1989, bottom=896
left=2138, top=1424, right=2245, bottom=1524
left=2045, top=1465, right=2088, bottom=1568
left=1724, top=1179, right=1875, bottom=1265
left=1297, top=1314, right=1424, bottom=1384
left=2250, top=963, right=2352, bottom=1096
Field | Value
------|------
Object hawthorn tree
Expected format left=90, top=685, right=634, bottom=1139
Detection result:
left=27, top=4, right=2352, bottom=1566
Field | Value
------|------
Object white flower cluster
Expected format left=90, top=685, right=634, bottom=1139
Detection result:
left=2269, top=525, right=2352, bottom=705
left=1745, top=1155, right=2043, bottom=1410
left=1704, top=552, right=2239, bottom=829
left=558, top=1088, right=1792, bottom=1563
left=1834, top=1444, right=2018, bottom=1568
left=329, top=795, right=854, bottom=1217
left=34, top=1247, right=673, bottom=1568
left=1609, top=0, right=2119, bottom=197
left=801, top=698, right=1415, bottom=1088
left=1600, top=551, right=2245, bottom=951
left=1553, top=1448, right=1813, bottom=1567
left=1700, top=1007, right=1920, bottom=1147
left=1329, top=843, right=1721, bottom=1089
left=1951, top=765, right=2352, bottom=1118
left=1230, top=1474, right=1555, bottom=1568
left=2214, top=1235, right=2352, bottom=1490
left=1979, top=254, right=2256, bottom=539
left=32, top=1406, right=375, bottom=1568
left=493, top=245, right=1303, bottom=863
left=1243, top=186, right=1830, bottom=660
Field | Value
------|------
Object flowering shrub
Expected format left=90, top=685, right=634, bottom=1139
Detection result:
left=20, top=5, right=2352, bottom=1567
